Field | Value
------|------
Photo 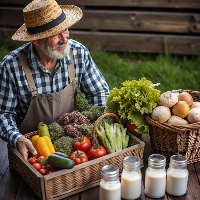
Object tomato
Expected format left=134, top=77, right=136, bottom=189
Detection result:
left=38, top=156, right=46, bottom=161
left=28, top=157, right=36, bottom=165
left=41, top=165, right=47, bottom=169
left=126, top=120, right=140, bottom=135
left=46, top=165, right=55, bottom=171
left=33, top=154, right=38, bottom=159
left=69, top=150, right=88, bottom=165
left=73, top=135, right=91, bottom=152
left=87, top=144, right=107, bottom=160
left=32, top=163, right=42, bottom=171
left=48, top=170, right=57, bottom=174
left=38, top=168, right=48, bottom=175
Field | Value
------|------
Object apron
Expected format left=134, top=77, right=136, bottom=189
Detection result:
left=18, top=49, right=76, bottom=135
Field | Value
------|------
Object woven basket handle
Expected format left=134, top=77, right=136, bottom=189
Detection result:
left=92, top=113, right=122, bottom=145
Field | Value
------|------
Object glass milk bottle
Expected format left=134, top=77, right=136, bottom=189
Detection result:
left=166, top=155, right=188, bottom=196
left=99, top=165, right=121, bottom=200
left=121, top=156, right=141, bottom=199
left=145, top=154, right=166, bottom=198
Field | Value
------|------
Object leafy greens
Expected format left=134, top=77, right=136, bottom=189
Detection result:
left=106, top=77, right=160, bottom=134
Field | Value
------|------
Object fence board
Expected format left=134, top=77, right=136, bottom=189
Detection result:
left=73, top=10, right=200, bottom=34
left=1, top=0, right=200, bottom=9
left=70, top=31, right=200, bottom=55
left=1, top=7, right=200, bottom=34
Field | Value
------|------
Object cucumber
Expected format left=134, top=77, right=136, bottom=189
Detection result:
left=52, top=152, right=69, bottom=158
left=47, top=154, right=74, bottom=169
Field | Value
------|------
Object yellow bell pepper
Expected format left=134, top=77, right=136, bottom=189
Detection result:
left=31, top=135, right=55, bottom=157
left=31, top=135, right=39, bottom=148
left=43, top=136, right=55, bottom=154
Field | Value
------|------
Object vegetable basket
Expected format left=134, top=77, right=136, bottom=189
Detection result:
left=145, top=89, right=200, bottom=164
left=7, top=113, right=144, bottom=200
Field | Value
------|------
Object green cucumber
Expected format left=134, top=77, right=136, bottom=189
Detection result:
left=52, top=152, right=69, bottom=158
left=47, top=154, right=74, bottom=169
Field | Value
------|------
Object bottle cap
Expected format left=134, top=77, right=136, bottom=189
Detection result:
left=148, top=154, right=166, bottom=169
left=123, top=156, right=141, bottom=172
left=101, top=165, right=119, bottom=181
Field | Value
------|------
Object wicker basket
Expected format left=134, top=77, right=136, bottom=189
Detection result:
left=145, top=89, right=200, bottom=164
left=8, top=113, right=144, bottom=200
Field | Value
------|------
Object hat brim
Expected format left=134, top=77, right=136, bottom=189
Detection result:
left=12, top=5, right=82, bottom=42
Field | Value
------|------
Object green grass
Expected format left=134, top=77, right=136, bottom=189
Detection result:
left=1, top=32, right=200, bottom=94
left=90, top=44, right=200, bottom=93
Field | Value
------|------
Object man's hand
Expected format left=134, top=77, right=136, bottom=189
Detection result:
left=17, top=136, right=37, bottom=160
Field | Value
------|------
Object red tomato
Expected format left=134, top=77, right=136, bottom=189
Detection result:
left=126, top=120, right=140, bottom=135
left=28, top=157, right=36, bottom=165
left=41, top=165, right=47, bottom=169
left=32, top=163, right=42, bottom=170
left=69, top=150, right=88, bottom=165
left=38, top=156, right=46, bottom=161
left=33, top=154, right=38, bottom=159
left=73, top=136, right=91, bottom=152
left=48, top=170, right=57, bottom=174
left=38, top=168, right=48, bottom=175
left=46, top=165, right=55, bottom=171
left=87, top=144, right=107, bottom=160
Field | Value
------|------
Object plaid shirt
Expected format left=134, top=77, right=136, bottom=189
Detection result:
left=0, top=39, right=109, bottom=147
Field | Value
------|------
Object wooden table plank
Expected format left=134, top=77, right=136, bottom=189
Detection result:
left=194, top=161, right=200, bottom=183
left=15, top=180, right=40, bottom=200
left=80, top=186, right=99, bottom=200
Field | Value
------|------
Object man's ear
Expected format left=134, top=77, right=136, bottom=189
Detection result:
left=31, top=40, right=40, bottom=46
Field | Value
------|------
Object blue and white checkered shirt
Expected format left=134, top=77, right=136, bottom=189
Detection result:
left=0, top=39, right=109, bottom=147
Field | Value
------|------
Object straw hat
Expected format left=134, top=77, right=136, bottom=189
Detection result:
left=12, top=0, right=83, bottom=42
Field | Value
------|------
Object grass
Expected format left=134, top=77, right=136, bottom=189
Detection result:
left=1, top=32, right=200, bottom=94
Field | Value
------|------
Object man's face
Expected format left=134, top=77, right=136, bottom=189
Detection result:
left=38, top=29, right=70, bottom=59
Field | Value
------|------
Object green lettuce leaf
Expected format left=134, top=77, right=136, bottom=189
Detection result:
left=106, top=77, right=160, bottom=134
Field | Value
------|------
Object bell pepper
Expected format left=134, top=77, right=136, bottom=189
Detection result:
left=32, top=135, right=40, bottom=148
left=31, top=135, right=55, bottom=157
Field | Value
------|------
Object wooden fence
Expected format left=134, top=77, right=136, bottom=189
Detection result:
left=0, top=0, right=200, bottom=55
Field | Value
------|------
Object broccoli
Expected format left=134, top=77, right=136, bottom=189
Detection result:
left=53, top=136, right=74, bottom=156
left=81, top=106, right=105, bottom=123
left=47, top=121, right=65, bottom=142
left=80, top=123, right=95, bottom=140
left=74, top=89, right=92, bottom=112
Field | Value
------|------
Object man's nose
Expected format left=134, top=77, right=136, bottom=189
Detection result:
left=59, top=32, right=69, bottom=43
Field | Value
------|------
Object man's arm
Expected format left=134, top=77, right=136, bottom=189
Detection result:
left=81, top=51, right=110, bottom=106
left=0, top=63, right=37, bottom=160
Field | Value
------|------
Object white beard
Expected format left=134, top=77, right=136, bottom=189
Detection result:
left=39, top=40, right=70, bottom=59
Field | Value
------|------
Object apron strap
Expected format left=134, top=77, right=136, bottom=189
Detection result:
left=68, top=49, right=75, bottom=82
left=19, top=54, right=38, bottom=97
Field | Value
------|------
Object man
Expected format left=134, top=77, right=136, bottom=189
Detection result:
left=0, top=0, right=109, bottom=160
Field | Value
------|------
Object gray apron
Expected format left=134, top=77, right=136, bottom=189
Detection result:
left=18, top=49, right=76, bottom=135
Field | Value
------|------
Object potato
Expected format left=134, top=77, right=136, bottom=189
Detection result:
left=151, top=106, right=171, bottom=123
left=190, top=102, right=200, bottom=110
left=158, top=92, right=178, bottom=108
left=167, top=115, right=189, bottom=125
left=187, top=108, right=200, bottom=123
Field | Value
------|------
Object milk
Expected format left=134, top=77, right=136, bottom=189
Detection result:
left=99, top=165, right=121, bottom=200
left=166, top=154, right=188, bottom=196
left=166, top=168, right=188, bottom=196
left=121, top=170, right=141, bottom=199
left=145, top=168, right=166, bottom=198
left=99, top=179, right=121, bottom=200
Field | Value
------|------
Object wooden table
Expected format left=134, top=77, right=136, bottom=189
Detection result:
left=0, top=138, right=200, bottom=200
